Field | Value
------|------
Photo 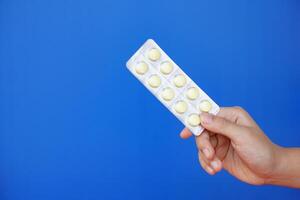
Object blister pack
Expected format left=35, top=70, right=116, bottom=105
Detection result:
left=126, top=39, right=220, bottom=136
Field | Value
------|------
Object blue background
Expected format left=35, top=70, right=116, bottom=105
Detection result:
left=1, top=0, right=300, bottom=199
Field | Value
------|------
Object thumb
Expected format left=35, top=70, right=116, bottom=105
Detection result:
left=200, top=112, right=246, bottom=141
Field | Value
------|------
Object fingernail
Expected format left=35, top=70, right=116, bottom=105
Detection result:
left=200, top=113, right=213, bottom=124
left=211, top=160, right=220, bottom=170
left=203, top=148, right=210, bottom=158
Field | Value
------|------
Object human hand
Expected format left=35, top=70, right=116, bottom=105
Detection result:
left=180, top=107, right=300, bottom=187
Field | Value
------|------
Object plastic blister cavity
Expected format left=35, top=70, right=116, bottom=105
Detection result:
left=126, top=39, right=220, bottom=136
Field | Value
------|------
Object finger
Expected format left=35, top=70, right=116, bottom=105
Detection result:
left=200, top=149, right=212, bottom=165
left=214, top=135, right=230, bottom=161
left=199, top=150, right=223, bottom=173
left=210, top=157, right=223, bottom=172
left=180, top=127, right=193, bottom=139
left=217, top=107, right=240, bottom=122
left=198, top=151, right=215, bottom=175
left=210, top=135, right=217, bottom=148
left=218, top=107, right=256, bottom=127
left=200, top=112, right=248, bottom=142
left=195, top=131, right=215, bottom=160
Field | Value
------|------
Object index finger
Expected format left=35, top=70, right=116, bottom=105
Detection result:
left=180, top=127, right=193, bottom=139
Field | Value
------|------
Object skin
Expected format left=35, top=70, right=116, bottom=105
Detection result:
left=180, top=107, right=300, bottom=188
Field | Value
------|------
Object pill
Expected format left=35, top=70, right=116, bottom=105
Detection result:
left=160, top=61, right=173, bottom=75
left=126, top=39, right=220, bottom=136
left=161, top=87, right=175, bottom=101
left=173, top=74, right=186, bottom=88
left=148, top=75, right=161, bottom=88
left=188, top=114, right=201, bottom=127
left=148, top=48, right=161, bottom=61
left=199, top=100, right=212, bottom=112
left=135, top=61, right=149, bottom=75
left=174, top=101, right=188, bottom=114
left=186, top=87, right=199, bottom=100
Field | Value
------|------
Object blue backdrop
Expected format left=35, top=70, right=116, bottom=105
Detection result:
left=1, top=0, right=300, bottom=199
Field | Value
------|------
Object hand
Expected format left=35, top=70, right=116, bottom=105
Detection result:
left=180, top=107, right=300, bottom=187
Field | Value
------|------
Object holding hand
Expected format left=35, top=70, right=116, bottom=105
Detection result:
left=180, top=107, right=300, bottom=188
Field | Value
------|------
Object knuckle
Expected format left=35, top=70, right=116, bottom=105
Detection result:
left=215, top=117, right=227, bottom=129
left=233, top=106, right=244, bottom=113
left=233, top=106, right=247, bottom=116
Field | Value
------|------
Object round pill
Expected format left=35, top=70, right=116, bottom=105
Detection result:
left=174, top=101, right=188, bottom=114
left=160, top=61, right=173, bottom=75
left=161, top=87, right=175, bottom=101
left=199, top=100, right=212, bottom=112
left=173, top=74, right=186, bottom=88
left=188, top=114, right=201, bottom=127
left=135, top=62, right=148, bottom=75
left=148, top=75, right=161, bottom=88
left=186, top=87, right=199, bottom=100
left=148, top=48, right=161, bottom=61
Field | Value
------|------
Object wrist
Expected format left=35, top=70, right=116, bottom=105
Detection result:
left=265, top=146, right=300, bottom=188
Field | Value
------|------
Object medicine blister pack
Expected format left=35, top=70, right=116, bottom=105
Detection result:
left=126, top=39, right=220, bottom=136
